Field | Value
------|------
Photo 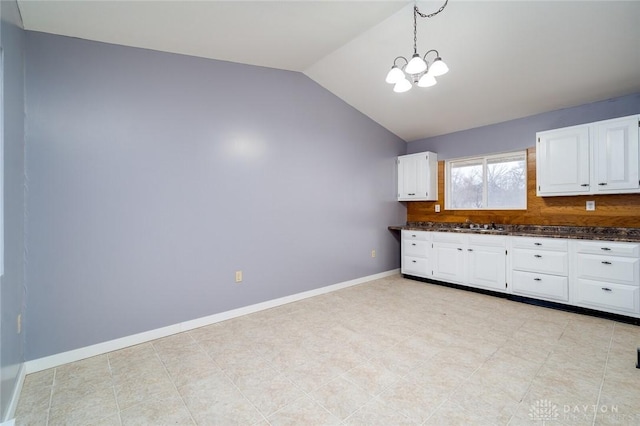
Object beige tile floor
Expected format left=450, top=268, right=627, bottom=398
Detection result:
left=14, top=275, right=640, bottom=425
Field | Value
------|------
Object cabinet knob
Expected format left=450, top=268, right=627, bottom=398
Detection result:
left=412, top=243, right=417, bottom=246
left=601, top=261, right=612, bottom=265
left=598, top=182, right=608, bottom=186
left=534, top=254, right=542, bottom=258
left=412, top=260, right=417, bottom=263
left=601, top=287, right=612, bottom=292
left=600, top=247, right=611, bottom=251
left=534, top=278, right=542, bottom=281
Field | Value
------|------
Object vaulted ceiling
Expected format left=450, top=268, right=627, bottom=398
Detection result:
left=17, top=1, right=640, bottom=142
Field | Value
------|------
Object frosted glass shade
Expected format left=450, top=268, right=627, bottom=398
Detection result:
left=418, top=73, right=437, bottom=87
left=393, top=78, right=412, bottom=93
left=405, top=54, right=427, bottom=75
left=429, top=58, right=449, bottom=77
left=385, top=66, right=404, bottom=84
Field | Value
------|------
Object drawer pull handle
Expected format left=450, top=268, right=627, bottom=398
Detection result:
left=457, top=248, right=463, bottom=251
left=580, top=183, right=589, bottom=187
left=534, top=254, right=542, bottom=258
left=534, top=242, right=542, bottom=246
left=601, top=261, right=612, bottom=265
left=408, top=193, right=416, bottom=196
left=601, top=287, right=612, bottom=292
left=598, top=182, right=608, bottom=186
left=412, top=243, right=417, bottom=246
left=412, top=260, right=417, bottom=263
left=600, top=247, right=611, bottom=251
left=411, top=234, right=417, bottom=237
left=468, top=249, right=473, bottom=252
left=534, top=278, right=542, bottom=281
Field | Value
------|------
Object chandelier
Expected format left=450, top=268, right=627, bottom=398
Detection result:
left=385, top=1, right=449, bottom=93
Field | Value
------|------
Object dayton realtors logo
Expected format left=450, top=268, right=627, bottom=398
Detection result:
left=529, top=399, right=559, bottom=423
left=529, top=399, right=627, bottom=423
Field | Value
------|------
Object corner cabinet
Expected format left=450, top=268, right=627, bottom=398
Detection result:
left=397, top=152, right=438, bottom=201
left=401, top=230, right=431, bottom=277
left=536, top=114, right=640, bottom=196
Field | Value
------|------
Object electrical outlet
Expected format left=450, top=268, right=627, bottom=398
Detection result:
left=435, top=204, right=441, bottom=213
left=17, top=314, right=21, bottom=334
left=235, top=271, right=243, bottom=283
left=586, top=200, right=595, bottom=211
left=371, top=249, right=376, bottom=258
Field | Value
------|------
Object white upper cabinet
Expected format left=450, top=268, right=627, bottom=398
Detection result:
left=594, top=116, right=640, bottom=192
left=537, top=125, right=590, bottom=195
left=536, top=114, right=640, bottom=196
left=397, top=152, right=438, bottom=201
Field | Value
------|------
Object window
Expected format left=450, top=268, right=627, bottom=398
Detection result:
left=445, top=151, right=527, bottom=210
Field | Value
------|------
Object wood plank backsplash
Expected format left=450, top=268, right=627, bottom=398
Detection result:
left=406, top=147, right=640, bottom=228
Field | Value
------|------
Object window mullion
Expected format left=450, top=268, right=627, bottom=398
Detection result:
left=482, top=158, right=488, bottom=208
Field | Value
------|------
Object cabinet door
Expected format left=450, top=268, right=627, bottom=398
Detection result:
left=595, top=116, right=640, bottom=192
left=398, top=155, right=419, bottom=199
left=432, top=242, right=465, bottom=284
left=537, top=125, right=590, bottom=195
left=397, top=153, right=437, bottom=201
left=467, top=244, right=506, bottom=292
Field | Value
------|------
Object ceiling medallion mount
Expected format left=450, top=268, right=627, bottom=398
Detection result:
left=386, top=1, right=449, bottom=93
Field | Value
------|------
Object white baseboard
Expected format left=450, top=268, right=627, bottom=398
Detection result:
left=26, top=269, right=399, bottom=374
left=2, top=362, right=26, bottom=424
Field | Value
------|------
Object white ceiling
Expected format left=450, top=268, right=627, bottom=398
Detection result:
left=17, top=1, right=640, bottom=142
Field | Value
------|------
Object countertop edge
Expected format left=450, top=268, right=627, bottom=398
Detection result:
left=388, top=224, right=640, bottom=243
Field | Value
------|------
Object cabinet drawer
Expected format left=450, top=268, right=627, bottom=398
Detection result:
left=401, top=230, right=430, bottom=241
left=432, top=232, right=465, bottom=244
left=512, top=237, right=568, bottom=251
left=402, top=256, right=430, bottom=276
left=468, top=234, right=507, bottom=247
left=576, top=254, right=639, bottom=286
left=512, top=249, right=568, bottom=276
left=512, top=271, right=568, bottom=302
left=574, top=241, right=640, bottom=257
left=403, top=240, right=430, bottom=257
left=576, top=279, right=640, bottom=315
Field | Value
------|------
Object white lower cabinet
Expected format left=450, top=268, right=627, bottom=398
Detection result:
left=432, top=232, right=466, bottom=284
left=572, top=240, right=640, bottom=316
left=401, top=230, right=431, bottom=277
left=510, top=237, right=569, bottom=303
left=467, top=235, right=507, bottom=292
left=401, top=231, right=640, bottom=318
left=432, top=232, right=507, bottom=293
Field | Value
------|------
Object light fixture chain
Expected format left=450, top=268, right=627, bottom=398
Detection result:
left=415, top=0, right=449, bottom=19
left=413, top=6, right=418, bottom=54
left=413, top=0, right=448, bottom=55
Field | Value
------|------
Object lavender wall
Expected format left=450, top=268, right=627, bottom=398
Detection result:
left=24, top=32, right=406, bottom=360
left=0, top=0, right=25, bottom=419
left=407, top=93, right=640, bottom=159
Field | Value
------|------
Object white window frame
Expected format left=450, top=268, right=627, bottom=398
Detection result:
left=445, top=150, right=527, bottom=211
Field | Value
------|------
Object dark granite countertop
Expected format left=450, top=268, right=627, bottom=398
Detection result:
left=388, top=222, right=640, bottom=242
